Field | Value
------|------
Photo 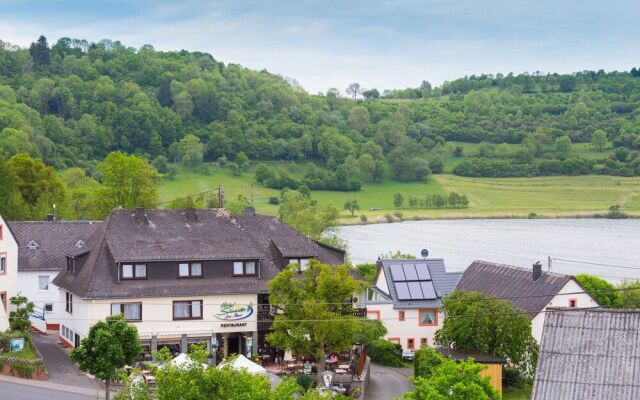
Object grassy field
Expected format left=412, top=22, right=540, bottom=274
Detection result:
left=158, top=165, right=640, bottom=223
left=503, top=386, right=532, bottom=400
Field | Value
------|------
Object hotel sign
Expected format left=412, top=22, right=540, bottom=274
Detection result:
left=215, top=302, right=254, bottom=320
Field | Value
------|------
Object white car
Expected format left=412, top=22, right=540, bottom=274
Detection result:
left=402, top=350, right=414, bottom=361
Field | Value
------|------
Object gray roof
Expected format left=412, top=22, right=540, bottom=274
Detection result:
left=455, top=260, right=573, bottom=317
left=53, top=209, right=345, bottom=299
left=532, top=308, right=640, bottom=400
left=373, top=259, right=462, bottom=309
left=8, top=221, right=100, bottom=271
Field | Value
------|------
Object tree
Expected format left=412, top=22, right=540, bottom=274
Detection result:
left=267, top=260, right=386, bottom=380
left=591, top=129, right=608, bottom=152
left=437, top=291, right=538, bottom=376
left=575, top=274, right=621, bottom=307
left=255, top=163, right=275, bottom=185
left=393, top=192, right=404, bottom=208
left=0, top=153, right=26, bottom=219
left=177, top=134, right=203, bottom=167
left=8, top=295, right=34, bottom=332
left=345, top=83, right=362, bottom=99
left=343, top=199, right=359, bottom=216
left=617, top=279, right=640, bottom=308
left=348, top=106, right=370, bottom=133
left=405, top=348, right=500, bottom=400
left=278, top=190, right=339, bottom=240
left=362, top=88, right=380, bottom=99
left=29, top=35, right=50, bottom=68
left=96, top=152, right=161, bottom=216
left=555, top=136, right=572, bottom=159
left=71, top=314, right=142, bottom=400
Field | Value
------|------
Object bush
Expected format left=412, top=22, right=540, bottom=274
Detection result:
left=356, top=263, right=377, bottom=281
left=393, top=212, right=403, bottom=220
left=414, top=348, right=446, bottom=378
left=384, top=214, right=394, bottom=223
left=359, top=214, right=367, bottom=223
left=268, top=197, right=279, bottom=205
left=368, top=339, right=403, bottom=367
left=295, top=373, right=315, bottom=392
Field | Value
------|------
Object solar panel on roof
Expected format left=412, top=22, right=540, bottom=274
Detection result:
left=415, top=264, right=431, bottom=280
left=395, top=282, right=411, bottom=300
left=420, top=281, right=437, bottom=299
left=408, top=281, right=424, bottom=299
left=390, top=264, right=406, bottom=281
left=402, top=264, right=419, bottom=280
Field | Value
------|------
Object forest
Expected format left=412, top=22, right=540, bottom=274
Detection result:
left=1, top=36, right=640, bottom=220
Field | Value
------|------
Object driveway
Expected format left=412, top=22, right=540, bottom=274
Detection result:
left=0, top=379, right=97, bottom=400
left=368, top=363, right=413, bottom=400
left=31, top=332, right=99, bottom=390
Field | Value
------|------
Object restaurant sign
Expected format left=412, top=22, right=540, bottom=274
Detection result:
left=215, top=302, right=254, bottom=320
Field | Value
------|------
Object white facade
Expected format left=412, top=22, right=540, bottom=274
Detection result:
left=17, top=270, right=64, bottom=330
left=531, top=279, right=598, bottom=342
left=59, top=291, right=260, bottom=359
left=366, top=304, right=444, bottom=351
left=0, top=215, right=18, bottom=331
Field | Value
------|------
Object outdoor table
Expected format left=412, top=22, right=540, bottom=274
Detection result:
left=335, top=368, right=347, bottom=374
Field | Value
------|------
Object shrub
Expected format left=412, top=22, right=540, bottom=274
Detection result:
left=359, top=214, right=367, bottom=223
left=393, top=212, right=403, bottom=220
left=414, top=347, right=446, bottom=378
left=368, top=339, right=403, bottom=367
left=268, top=197, right=279, bottom=205
left=384, top=214, right=394, bottom=223
left=295, top=373, right=315, bottom=392
left=356, top=263, right=377, bottom=281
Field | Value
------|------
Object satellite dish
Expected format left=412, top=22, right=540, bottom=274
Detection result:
left=421, top=249, right=429, bottom=258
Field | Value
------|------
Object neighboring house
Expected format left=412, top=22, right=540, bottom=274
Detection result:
left=455, top=260, right=599, bottom=342
left=0, top=213, right=19, bottom=331
left=532, top=308, right=640, bottom=400
left=52, top=208, right=345, bottom=362
left=9, top=220, right=100, bottom=331
left=364, top=259, right=462, bottom=351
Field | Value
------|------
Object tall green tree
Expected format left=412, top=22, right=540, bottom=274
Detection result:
left=343, top=199, right=359, bottom=216
left=278, top=190, right=339, bottom=240
left=28, top=35, right=50, bottom=67
left=591, top=129, right=608, bottom=152
left=71, top=314, right=142, bottom=400
left=267, top=260, right=385, bottom=379
left=96, top=152, right=160, bottom=216
left=0, top=153, right=26, bottom=219
left=437, top=291, right=538, bottom=376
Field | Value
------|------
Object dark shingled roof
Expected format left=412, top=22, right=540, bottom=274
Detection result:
left=455, top=260, right=573, bottom=317
left=373, top=259, right=462, bottom=309
left=437, top=349, right=506, bottom=364
left=53, top=209, right=345, bottom=299
left=8, top=221, right=100, bottom=271
left=532, top=308, right=640, bottom=400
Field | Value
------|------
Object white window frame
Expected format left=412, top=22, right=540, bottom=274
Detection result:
left=38, top=275, right=49, bottom=291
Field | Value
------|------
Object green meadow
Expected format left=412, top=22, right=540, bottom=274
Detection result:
left=158, top=164, right=640, bottom=223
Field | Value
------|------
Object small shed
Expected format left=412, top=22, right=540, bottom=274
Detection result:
left=437, top=349, right=505, bottom=394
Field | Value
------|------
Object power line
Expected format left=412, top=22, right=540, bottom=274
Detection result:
left=551, top=257, right=640, bottom=272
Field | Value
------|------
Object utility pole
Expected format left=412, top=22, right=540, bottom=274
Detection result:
left=249, top=184, right=258, bottom=205
left=547, top=256, right=552, bottom=272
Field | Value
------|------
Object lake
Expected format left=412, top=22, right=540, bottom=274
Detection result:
left=339, top=219, right=640, bottom=282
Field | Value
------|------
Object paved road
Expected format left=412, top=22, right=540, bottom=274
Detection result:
left=31, top=332, right=98, bottom=389
left=368, top=363, right=413, bottom=400
left=2, top=380, right=96, bottom=400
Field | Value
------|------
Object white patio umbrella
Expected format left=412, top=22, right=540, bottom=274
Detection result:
left=219, top=354, right=266, bottom=374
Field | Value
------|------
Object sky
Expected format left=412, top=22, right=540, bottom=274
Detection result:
left=1, top=0, right=639, bottom=94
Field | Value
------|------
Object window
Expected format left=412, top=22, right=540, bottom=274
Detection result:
left=66, top=257, right=74, bottom=273
left=569, top=298, right=577, bottom=308
left=367, top=310, right=381, bottom=320
left=26, top=240, right=39, bottom=250
left=0, top=255, right=5, bottom=274
left=233, top=260, right=257, bottom=276
left=407, top=338, right=415, bottom=350
left=288, top=258, right=311, bottom=271
left=398, top=311, right=405, bottom=321
left=44, top=304, right=53, bottom=313
left=121, top=263, right=146, bottom=280
left=388, top=337, right=400, bottom=345
left=178, top=262, right=203, bottom=278
left=420, top=338, right=428, bottom=348
left=65, top=292, right=73, bottom=314
left=173, top=300, right=203, bottom=320
left=0, top=292, right=6, bottom=311
left=111, top=303, right=142, bottom=321
left=38, top=276, right=49, bottom=290
left=75, top=239, right=85, bottom=248
left=419, top=309, right=438, bottom=326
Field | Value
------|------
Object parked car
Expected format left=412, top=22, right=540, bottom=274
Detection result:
left=402, top=350, right=414, bottom=361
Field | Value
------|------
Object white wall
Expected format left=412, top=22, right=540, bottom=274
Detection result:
left=60, top=293, right=259, bottom=346
left=531, top=278, right=599, bottom=342
left=367, top=303, right=444, bottom=351
left=17, top=270, right=64, bottom=327
left=375, top=269, right=389, bottom=295
left=0, top=216, right=18, bottom=331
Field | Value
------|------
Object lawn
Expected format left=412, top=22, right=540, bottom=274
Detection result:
left=503, top=385, right=532, bottom=400
left=158, top=164, right=640, bottom=223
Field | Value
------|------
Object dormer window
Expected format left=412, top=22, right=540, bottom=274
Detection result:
left=75, top=240, right=85, bottom=248
left=66, top=256, right=75, bottom=273
left=178, top=262, right=202, bottom=278
left=27, top=240, right=39, bottom=250
left=121, top=263, right=147, bottom=280
left=288, top=258, right=311, bottom=272
left=233, top=260, right=257, bottom=276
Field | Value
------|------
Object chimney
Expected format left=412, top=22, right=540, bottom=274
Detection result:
left=133, top=208, right=149, bottom=225
left=183, top=209, right=198, bottom=223
left=46, top=214, right=55, bottom=222
left=532, top=261, right=542, bottom=281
